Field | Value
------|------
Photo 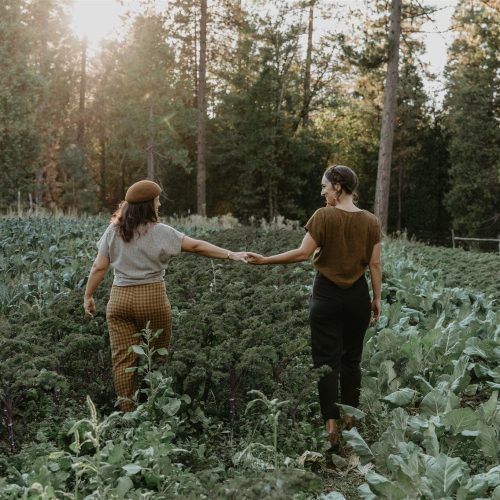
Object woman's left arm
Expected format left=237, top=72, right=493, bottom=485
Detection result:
left=247, top=232, right=318, bottom=265
left=84, top=253, right=110, bottom=317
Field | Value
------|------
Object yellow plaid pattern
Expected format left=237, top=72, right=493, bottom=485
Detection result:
left=106, top=281, right=172, bottom=411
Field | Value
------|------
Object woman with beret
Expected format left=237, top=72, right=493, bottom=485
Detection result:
left=247, top=165, right=382, bottom=451
left=84, top=180, right=247, bottom=412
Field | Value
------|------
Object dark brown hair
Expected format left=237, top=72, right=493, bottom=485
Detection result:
left=111, top=200, right=158, bottom=242
left=324, top=165, right=358, bottom=199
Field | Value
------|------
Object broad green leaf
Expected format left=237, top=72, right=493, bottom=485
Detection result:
left=156, top=347, right=169, bottom=356
left=488, top=367, right=500, bottom=381
left=422, top=422, right=440, bottom=457
left=480, top=391, right=498, bottom=423
left=358, top=483, right=377, bottom=500
left=342, top=428, right=374, bottom=464
left=463, top=338, right=488, bottom=360
left=420, top=388, right=448, bottom=416
left=456, top=465, right=500, bottom=500
left=492, top=485, right=500, bottom=500
left=387, top=452, right=421, bottom=483
left=162, top=398, right=181, bottom=416
left=425, top=453, right=466, bottom=497
left=378, top=360, right=400, bottom=393
left=107, top=443, right=125, bottom=464
left=382, top=388, right=416, bottom=407
left=320, top=492, right=347, bottom=500
left=476, top=421, right=499, bottom=460
left=130, top=345, right=145, bottom=356
left=365, top=470, right=392, bottom=486
left=486, top=465, right=500, bottom=481
left=450, top=356, right=471, bottom=392
left=442, top=408, right=478, bottom=434
left=364, top=471, right=409, bottom=499
left=337, top=403, right=366, bottom=420
left=116, top=476, right=134, bottom=498
left=473, top=363, right=493, bottom=379
left=414, top=375, right=434, bottom=393
left=122, top=463, right=142, bottom=475
left=463, top=384, right=478, bottom=396
left=461, top=430, right=480, bottom=437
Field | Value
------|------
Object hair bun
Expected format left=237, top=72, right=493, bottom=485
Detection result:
left=325, top=165, right=358, bottom=194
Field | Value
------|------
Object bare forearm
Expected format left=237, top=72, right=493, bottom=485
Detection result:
left=263, top=248, right=310, bottom=264
left=84, top=267, right=107, bottom=298
left=369, top=263, right=382, bottom=299
left=189, top=240, right=233, bottom=259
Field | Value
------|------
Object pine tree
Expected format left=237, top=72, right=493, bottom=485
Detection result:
left=0, top=0, right=41, bottom=209
left=444, top=0, right=500, bottom=236
left=87, top=13, right=194, bottom=210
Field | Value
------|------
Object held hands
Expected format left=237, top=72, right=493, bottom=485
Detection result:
left=246, top=252, right=267, bottom=264
left=228, top=251, right=249, bottom=263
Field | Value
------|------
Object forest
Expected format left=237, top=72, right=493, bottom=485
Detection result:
left=1, top=0, right=498, bottom=241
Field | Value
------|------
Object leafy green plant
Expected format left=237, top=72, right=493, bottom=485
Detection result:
left=1, top=217, right=499, bottom=498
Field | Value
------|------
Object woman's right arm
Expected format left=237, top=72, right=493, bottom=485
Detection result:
left=368, top=243, right=382, bottom=321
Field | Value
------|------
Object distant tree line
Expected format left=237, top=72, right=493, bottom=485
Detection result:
left=0, top=0, right=498, bottom=241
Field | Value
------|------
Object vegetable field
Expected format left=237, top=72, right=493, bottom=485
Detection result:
left=0, top=216, right=499, bottom=499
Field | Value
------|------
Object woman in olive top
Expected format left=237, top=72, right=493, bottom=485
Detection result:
left=247, top=165, right=382, bottom=450
left=84, top=180, right=248, bottom=412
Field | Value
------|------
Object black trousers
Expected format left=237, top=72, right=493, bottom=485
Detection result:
left=309, top=272, right=371, bottom=421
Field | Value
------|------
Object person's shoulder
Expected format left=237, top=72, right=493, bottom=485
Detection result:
left=312, top=206, right=334, bottom=218
left=102, top=223, right=117, bottom=236
left=359, top=210, right=379, bottom=224
left=154, top=222, right=184, bottom=235
left=154, top=222, right=168, bottom=229
left=307, top=206, right=329, bottom=225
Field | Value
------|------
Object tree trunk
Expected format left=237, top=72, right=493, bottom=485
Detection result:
left=302, top=0, right=315, bottom=127
left=374, top=0, right=401, bottom=233
left=397, top=163, right=403, bottom=232
left=34, top=7, right=49, bottom=207
left=268, top=178, right=278, bottom=220
left=77, top=39, right=87, bottom=148
left=196, top=0, right=207, bottom=216
left=99, top=132, right=107, bottom=209
left=147, top=102, right=155, bottom=180
left=193, top=2, right=198, bottom=108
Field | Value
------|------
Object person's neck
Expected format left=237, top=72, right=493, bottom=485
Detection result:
left=335, top=197, right=359, bottom=212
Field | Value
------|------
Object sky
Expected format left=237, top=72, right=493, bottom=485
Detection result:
left=417, top=1, right=458, bottom=104
left=69, top=0, right=458, bottom=103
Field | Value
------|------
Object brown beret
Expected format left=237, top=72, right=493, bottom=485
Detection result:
left=125, top=180, right=161, bottom=203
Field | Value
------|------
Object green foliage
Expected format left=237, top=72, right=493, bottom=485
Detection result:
left=444, top=0, right=500, bottom=236
left=0, top=0, right=42, bottom=207
left=1, top=217, right=499, bottom=498
left=89, top=13, right=195, bottom=211
left=208, top=8, right=332, bottom=221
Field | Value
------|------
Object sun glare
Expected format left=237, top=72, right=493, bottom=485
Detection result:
left=70, top=0, right=124, bottom=47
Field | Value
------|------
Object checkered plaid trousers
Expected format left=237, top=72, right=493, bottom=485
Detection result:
left=106, top=281, right=171, bottom=412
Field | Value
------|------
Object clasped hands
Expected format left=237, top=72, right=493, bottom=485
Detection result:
left=228, top=251, right=266, bottom=264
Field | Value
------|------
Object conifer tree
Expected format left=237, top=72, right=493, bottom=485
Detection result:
left=444, top=0, right=500, bottom=236
left=0, top=0, right=41, bottom=209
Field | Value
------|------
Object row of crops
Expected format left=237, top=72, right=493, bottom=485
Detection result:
left=0, top=216, right=499, bottom=498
